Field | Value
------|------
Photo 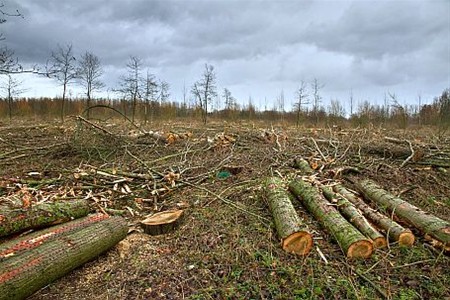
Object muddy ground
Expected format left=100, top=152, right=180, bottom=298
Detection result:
left=0, top=118, right=449, bottom=300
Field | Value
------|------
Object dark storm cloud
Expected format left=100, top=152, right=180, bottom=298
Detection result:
left=1, top=0, right=448, bottom=107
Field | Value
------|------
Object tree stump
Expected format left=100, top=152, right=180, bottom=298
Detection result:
left=140, top=210, right=184, bottom=235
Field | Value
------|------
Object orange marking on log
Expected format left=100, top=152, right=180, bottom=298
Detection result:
left=0, top=257, right=42, bottom=283
left=0, top=214, right=109, bottom=258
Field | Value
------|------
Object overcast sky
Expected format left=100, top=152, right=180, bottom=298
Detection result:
left=1, top=0, right=449, bottom=111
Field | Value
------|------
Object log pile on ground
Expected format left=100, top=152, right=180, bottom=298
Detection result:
left=333, top=184, right=415, bottom=246
left=0, top=214, right=127, bottom=300
left=289, top=179, right=373, bottom=258
left=357, top=179, right=450, bottom=250
left=263, top=177, right=313, bottom=256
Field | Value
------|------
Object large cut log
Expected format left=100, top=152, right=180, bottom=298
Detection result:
left=140, top=210, right=184, bottom=235
left=293, top=158, right=314, bottom=174
left=0, top=214, right=128, bottom=300
left=264, top=177, right=313, bottom=256
left=356, top=179, right=450, bottom=247
left=333, top=184, right=415, bottom=246
left=0, top=199, right=90, bottom=238
left=289, top=179, right=373, bottom=258
left=319, top=184, right=387, bottom=249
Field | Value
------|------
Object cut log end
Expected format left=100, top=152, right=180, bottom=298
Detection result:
left=372, top=237, right=388, bottom=249
left=282, top=231, right=313, bottom=256
left=347, top=240, right=373, bottom=258
left=398, top=232, right=415, bottom=246
left=140, top=210, right=184, bottom=236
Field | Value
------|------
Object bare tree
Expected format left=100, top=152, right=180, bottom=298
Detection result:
left=157, top=79, right=170, bottom=104
left=144, top=70, right=158, bottom=124
left=0, top=74, right=27, bottom=122
left=78, top=51, right=104, bottom=119
left=116, top=56, right=143, bottom=122
left=191, top=63, right=217, bottom=124
left=48, top=43, right=78, bottom=122
left=223, top=88, right=237, bottom=112
left=311, top=78, right=324, bottom=124
left=328, top=99, right=346, bottom=119
left=0, top=46, right=18, bottom=74
left=294, top=80, right=309, bottom=127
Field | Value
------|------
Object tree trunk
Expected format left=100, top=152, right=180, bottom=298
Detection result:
left=264, top=177, right=313, bottom=256
left=289, top=179, right=373, bottom=258
left=0, top=214, right=127, bottom=300
left=333, top=184, right=414, bottom=246
left=0, top=199, right=90, bottom=238
left=61, top=83, right=67, bottom=123
left=319, top=184, right=387, bottom=248
left=356, top=179, right=450, bottom=247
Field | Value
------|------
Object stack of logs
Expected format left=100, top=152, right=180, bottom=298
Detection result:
left=263, top=159, right=450, bottom=258
left=0, top=199, right=128, bottom=299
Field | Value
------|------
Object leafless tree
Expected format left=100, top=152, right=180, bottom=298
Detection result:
left=144, top=70, right=157, bottom=124
left=77, top=51, right=104, bottom=119
left=0, top=46, right=18, bottom=74
left=312, top=78, right=324, bottom=124
left=48, top=43, right=78, bottom=122
left=328, top=99, right=346, bottom=119
left=191, top=63, right=217, bottom=124
left=294, top=80, right=309, bottom=127
left=157, top=79, right=170, bottom=104
left=116, top=56, right=143, bottom=122
left=0, top=74, right=27, bottom=122
left=223, top=88, right=237, bottom=111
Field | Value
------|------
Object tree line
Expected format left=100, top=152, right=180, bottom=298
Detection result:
left=0, top=3, right=449, bottom=128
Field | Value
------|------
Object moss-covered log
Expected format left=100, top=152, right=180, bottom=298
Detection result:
left=289, top=179, right=373, bottom=258
left=0, top=214, right=128, bottom=300
left=319, top=184, right=387, bottom=248
left=293, top=158, right=314, bottom=174
left=0, top=199, right=90, bottom=238
left=333, top=184, right=415, bottom=246
left=264, top=177, right=313, bottom=256
left=356, top=179, right=450, bottom=247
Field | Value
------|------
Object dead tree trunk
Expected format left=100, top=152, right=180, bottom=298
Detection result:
left=264, top=177, right=313, bottom=256
left=289, top=179, right=373, bottom=258
left=293, top=158, right=314, bottom=175
left=356, top=179, right=450, bottom=247
left=0, top=199, right=90, bottom=238
left=0, top=214, right=128, bottom=300
left=333, top=184, right=414, bottom=246
left=319, top=184, right=387, bottom=248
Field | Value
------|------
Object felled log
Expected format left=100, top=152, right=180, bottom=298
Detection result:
left=0, top=214, right=127, bottom=300
left=140, top=210, right=184, bottom=235
left=319, top=184, right=387, bottom=248
left=264, top=177, right=313, bottom=256
left=333, top=184, right=414, bottom=246
left=356, top=179, right=450, bottom=247
left=293, top=158, right=314, bottom=175
left=289, top=179, right=373, bottom=258
left=0, top=199, right=90, bottom=238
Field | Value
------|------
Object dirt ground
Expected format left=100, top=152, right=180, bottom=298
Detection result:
left=0, top=118, right=449, bottom=300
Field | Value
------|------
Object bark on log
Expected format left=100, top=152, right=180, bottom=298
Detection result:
left=140, top=210, right=184, bottom=235
left=289, top=179, right=373, bottom=258
left=0, top=199, right=90, bottom=238
left=319, top=185, right=387, bottom=248
left=0, top=214, right=127, bottom=300
left=293, top=158, right=314, bottom=175
left=356, top=179, right=450, bottom=247
left=333, top=184, right=414, bottom=246
left=264, top=177, right=313, bottom=256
